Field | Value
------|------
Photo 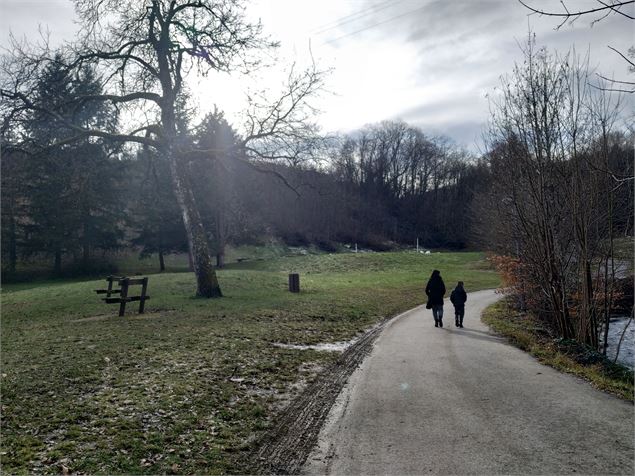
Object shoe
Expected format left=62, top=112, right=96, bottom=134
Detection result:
left=455, top=321, right=459, bottom=327
left=435, top=322, right=439, bottom=327
left=459, top=324, right=464, bottom=328
left=439, top=320, right=443, bottom=328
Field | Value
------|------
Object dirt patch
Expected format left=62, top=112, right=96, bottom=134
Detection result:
left=128, top=310, right=178, bottom=321
left=251, top=314, right=411, bottom=474
left=71, top=310, right=177, bottom=323
left=71, top=315, right=111, bottom=323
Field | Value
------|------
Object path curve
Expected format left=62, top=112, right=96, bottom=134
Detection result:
left=302, top=290, right=634, bottom=475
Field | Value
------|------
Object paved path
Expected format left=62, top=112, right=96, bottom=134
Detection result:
left=303, top=290, right=634, bottom=475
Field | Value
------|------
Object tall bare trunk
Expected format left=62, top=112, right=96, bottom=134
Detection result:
left=581, top=260, right=597, bottom=347
left=187, top=249, right=194, bottom=272
left=216, top=252, right=225, bottom=269
left=157, top=228, right=166, bottom=272
left=167, top=152, right=222, bottom=297
left=155, top=21, right=220, bottom=297
left=602, top=140, right=616, bottom=354
left=158, top=249, right=166, bottom=272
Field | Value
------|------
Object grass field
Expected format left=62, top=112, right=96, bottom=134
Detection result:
left=1, top=251, right=499, bottom=474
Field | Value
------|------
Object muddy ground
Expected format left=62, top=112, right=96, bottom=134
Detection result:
left=250, top=310, right=413, bottom=474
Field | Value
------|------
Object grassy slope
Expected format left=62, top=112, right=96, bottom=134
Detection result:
left=1, top=251, right=499, bottom=475
left=482, top=299, right=634, bottom=401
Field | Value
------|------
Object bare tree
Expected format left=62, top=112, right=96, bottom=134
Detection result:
left=1, top=0, right=325, bottom=297
left=587, top=78, right=628, bottom=352
left=518, top=1, right=634, bottom=28
left=483, top=35, right=632, bottom=347
left=487, top=39, right=579, bottom=340
left=518, top=0, right=635, bottom=93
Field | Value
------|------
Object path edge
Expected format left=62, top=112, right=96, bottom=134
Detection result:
left=252, top=304, right=425, bottom=474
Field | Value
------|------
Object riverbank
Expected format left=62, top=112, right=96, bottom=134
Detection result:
left=482, top=299, right=634, bottom=401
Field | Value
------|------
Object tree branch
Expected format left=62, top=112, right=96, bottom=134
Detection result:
left=518, top=1, right=635, bottom=19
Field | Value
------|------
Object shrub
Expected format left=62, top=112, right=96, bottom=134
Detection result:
left=282, top=232, right=310, bottom=247
left=315, top=240, right=339, bottom=253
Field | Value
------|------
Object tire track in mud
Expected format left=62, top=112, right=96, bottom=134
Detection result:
left=252, top=306, right=423, bottom=474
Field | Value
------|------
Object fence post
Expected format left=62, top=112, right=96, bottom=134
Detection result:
left=118, top=278, right=129, bottom=317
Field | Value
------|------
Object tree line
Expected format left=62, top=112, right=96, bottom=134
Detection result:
left=1, top=2, right=633, bottom=356
left=1, top=56, right=482, bottom=278
left=1, top=0, right=326, bottom=297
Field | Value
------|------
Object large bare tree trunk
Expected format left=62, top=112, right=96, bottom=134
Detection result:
left=155, top=24, right=221, bottom=297
left=167, top=152, right=222, bottom=298
left=157, top=228, right=166, bottom=272
left=158, top=249, right=166, bottom=272
left=216, top=252, right=225, bottom=269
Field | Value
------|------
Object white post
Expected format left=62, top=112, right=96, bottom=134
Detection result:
left=416, top=237, right=419, bottom=252
left=355, top=243, right=358, bottom=253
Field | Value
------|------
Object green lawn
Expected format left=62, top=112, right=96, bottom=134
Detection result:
left=1, top=251, right=499, bottom=474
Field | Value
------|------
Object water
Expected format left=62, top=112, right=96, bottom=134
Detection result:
left=606, top=316, right=635, bottom=369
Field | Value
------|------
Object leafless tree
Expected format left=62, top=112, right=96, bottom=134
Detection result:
left=518, top=0, right=635, bottom=93
left=518, top=0, right=634, bottom=28
left=1, top=0, right=325, bottom=297
left=483, top=35, right=632, bottom=347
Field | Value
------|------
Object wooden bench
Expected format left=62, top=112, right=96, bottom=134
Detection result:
left=95, top=275, right=150, bottom=316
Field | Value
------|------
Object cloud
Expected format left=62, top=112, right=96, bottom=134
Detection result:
left=0, top=0, right=77, bottom=45
left=313, top=0, right=634, bottom=150
left=1, top=0, right=631, bottom=153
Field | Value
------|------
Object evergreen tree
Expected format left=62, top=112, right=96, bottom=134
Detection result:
left=22, top=57, right=124, bottom=274
left=193, top=109, right=240, bottom=268
left=0, top=150, right=27, bottom=276
left=130, top=147, right=189, bottom=272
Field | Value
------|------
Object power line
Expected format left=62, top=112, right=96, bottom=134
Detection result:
left=311, top=0, right=398, bottom=34
left=321, top=3, right=428, bottom=46
left=312, top=0, right=408, bottom=35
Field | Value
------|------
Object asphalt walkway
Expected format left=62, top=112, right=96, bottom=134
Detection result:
left=303, top=290, right=634, bottom=475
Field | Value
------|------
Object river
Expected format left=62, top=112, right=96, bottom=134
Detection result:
left=606, top=316, right=635, bottom=370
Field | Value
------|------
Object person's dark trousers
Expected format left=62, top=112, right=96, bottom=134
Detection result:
left=454, top=305, right=465, bottom=327
left=432, top=305, right=444, bottom=327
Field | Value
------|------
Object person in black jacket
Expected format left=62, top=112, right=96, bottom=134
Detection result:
left=450, top=281, right=467, bottom=327
left=425, top=269, right=446, bottom=328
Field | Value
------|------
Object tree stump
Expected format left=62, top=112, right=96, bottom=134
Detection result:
left=289, top=273, right=300, bottom=293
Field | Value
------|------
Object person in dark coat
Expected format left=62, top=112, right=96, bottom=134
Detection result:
left=450, top=281, right=467, bottom=327
left=425, top=269, right=446, bottom=328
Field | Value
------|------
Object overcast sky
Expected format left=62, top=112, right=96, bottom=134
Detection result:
left=1, top=0, right=632, bottom=150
